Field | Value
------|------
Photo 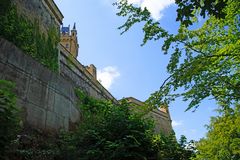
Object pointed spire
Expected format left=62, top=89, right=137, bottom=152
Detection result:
left=73, top=23, right=76, bottom=30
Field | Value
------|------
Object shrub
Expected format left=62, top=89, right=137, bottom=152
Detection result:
left=0, top=80, right=20, bottom=158
left=57, top=89, right=157, bottom=160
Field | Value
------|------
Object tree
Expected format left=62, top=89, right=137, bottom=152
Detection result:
left=178, top=135, right=196, bottom=159
left=115, top=0, right=240, bottom=111
left=57, top=89, right=196, bottom=160
left=153, top=133, right=196, bottom=160
left=175, top=0, right=228, bottom=27
left=193, top=105, right=240, bottom=160
left=58, top=89, right=158, bottom=160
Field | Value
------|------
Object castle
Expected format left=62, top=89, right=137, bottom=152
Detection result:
left=60, top=23, right=79, bottom=58
left=59, top=23, right=172, bottom=134
left=0, top=0, right=172, bottom=135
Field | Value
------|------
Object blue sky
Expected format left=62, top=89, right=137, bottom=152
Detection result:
left=55, top=0, right=217, bottom=141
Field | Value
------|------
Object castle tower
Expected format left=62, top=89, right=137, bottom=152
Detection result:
left=60, top=23, right=79, bottom=58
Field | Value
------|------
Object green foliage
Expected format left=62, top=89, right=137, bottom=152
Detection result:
left=154, top=134, right=196, bottom=160
left=57, top=89, right=196, bottom=160
left=0, top=88, right=195, bottom=160
left=116, top=0, right=240, bottom=111
left=58, top=89, right=157, bottom=160
left=7, top=128, right=61, bottom=160
left=0, top=3, right=59, bottom=72
left=0, top=0, right=11, bottom=16
left=193, top=105, right=240, bottom=160
left=0, top=80, right=20, bottom=158
left=175, top=0, right=228, bottom=26
left=116, top=2, right=239, bottom=158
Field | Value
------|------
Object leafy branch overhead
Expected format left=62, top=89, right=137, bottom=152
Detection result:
left=175, top=0, right=228, bottom=26
left=115, top=0, right=240, bottom=111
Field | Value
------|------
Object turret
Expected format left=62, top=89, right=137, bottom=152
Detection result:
left=60, top=23, right=79, bottom=58
left=86, top=64, right=97, bottom=79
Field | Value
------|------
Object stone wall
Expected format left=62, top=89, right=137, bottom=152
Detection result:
left=123, top=97, right=173, bottom=135
left=0, top=37, right=118, bottom=133
left=150, top=110, right=172, bottom=134
left=59, top=45, right=118, bottom=104
left=0, top=38, right=79, bottom=132
left=0, top=38, right=172, bottom=134
left=12, top=0, right=63, bottom=33
left=1, top=0, right=171, bottom=134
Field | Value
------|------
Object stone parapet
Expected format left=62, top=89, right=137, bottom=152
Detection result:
left=43, top=0, right=64, bottom=25
left=59, top=44, right=118, bottom=104
left=123, top=97, right=173, bottom=134
left=12, top=0, right=63, bottom=33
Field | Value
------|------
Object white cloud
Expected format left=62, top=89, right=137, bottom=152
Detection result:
left=97, top=66, right=120, bottom=90
left=128, top=0, right=143, bottom=4
left=172, top=120, right=183, bottom=127
left=127, top=0, right=175, bottom=20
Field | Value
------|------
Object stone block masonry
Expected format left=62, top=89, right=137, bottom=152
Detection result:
left=0, top=38, right=79, bottom=132
left=59, top=45, right=118, bottom=104
left=0, top=38, right=172, bottom=134
left=0, top=0, right=173, bottom=135
left=12, top=0, right=63, bottom=33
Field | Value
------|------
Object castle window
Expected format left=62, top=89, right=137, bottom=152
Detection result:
left=66, top=43, right=69, bottom=48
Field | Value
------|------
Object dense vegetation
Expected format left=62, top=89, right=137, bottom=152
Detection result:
left=55, top=89, right=196, bottom=160
left=0, top=80, right=20, bottom=159
left=58, top=89, right=158, bottom=159
left=0, top=1, right=59, bottom=72
left=194, top=105, right=240, bottom=160
left=0, top=87, right=195, bottom=160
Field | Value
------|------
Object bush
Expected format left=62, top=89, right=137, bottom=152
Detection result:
left=0, top=80, right=20, bottom=158
left=10, top=128, right=60, bottom=160
left=57, top=89, right=157, bottom=160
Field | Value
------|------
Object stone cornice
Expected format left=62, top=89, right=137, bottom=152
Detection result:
left=43, top=0, right=64, bottom=25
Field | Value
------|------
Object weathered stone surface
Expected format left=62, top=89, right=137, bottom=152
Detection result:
left=12, top=0, right=63, bottom=32
left=0, top=39, right=11, bottom=63
left=46, top=87, right=55, bottom=112
left=56, top=77, right=71, bottom=97
left=0, top=37, right=119, bottom=133
left=0, top=63, right=5, bottom=79
left=45, top=111, right=65, bottom=132
left=27, top=79, right=46, bottom=107
left=0, top=38, right=82, bottom=133
left=26, top=103, right=46, bottom=130
left=31, top=61, right=53, bottom=83
left=54, top=94, right=70, bottom=118
left=2, top=65, right=28, bottom=100
left=7, top=46, right=28, bottom=72
left=70, top=103, right=80, bottom=123
left=63, top=117, right=69, bottom=131
left=13, top=71, right=29, bottom=100
left=150, top=110, right=172, bottom=134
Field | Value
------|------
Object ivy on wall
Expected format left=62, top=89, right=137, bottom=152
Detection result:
left=0, top=2, right=59, bottom=72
